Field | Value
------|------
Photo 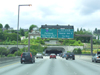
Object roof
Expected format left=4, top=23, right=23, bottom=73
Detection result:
left=41, top=25, right=74, bottom=29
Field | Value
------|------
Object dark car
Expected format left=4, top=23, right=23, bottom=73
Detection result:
left=66, top=52, right=75, bottom=60
left=50, top=53, right=56, bottom=59
left=21, top=52, right=35, bottom=64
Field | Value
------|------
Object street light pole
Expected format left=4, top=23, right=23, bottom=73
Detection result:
left=17, top=5, right=20, bottom=56
left=17, top=4, right=32, bottom=56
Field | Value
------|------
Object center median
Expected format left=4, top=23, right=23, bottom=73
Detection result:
left=0, top=56, right=20, bottom=64
left=75, top=55, right=92, bottom=60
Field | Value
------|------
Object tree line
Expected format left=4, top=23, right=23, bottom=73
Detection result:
left=0, top=23, right=38, bottom=41
left=0, top=23, right=100, bottom=44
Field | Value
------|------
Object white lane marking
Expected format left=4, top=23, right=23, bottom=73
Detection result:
left=77, top=59, right=100, bottom=67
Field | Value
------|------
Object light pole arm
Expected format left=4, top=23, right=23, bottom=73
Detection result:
left=19, top=4, right=32, bottom=6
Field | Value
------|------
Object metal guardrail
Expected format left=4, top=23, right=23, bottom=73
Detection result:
left=0, top=56, right=20, bottom=64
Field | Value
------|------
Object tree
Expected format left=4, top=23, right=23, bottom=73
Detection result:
left=77, top=28, right=79, bottom=32
left=20, top=28, right=25, bottom=36
left=39, top=27, right=41, bottom=31
left=93, top=28, right=98, bottom=34
left=3, top=33, right=21, bottom=41
left=80, top=28, right=83, bottom=31
left=0, top=23, right=3, bottom=28
left=83, top=29, right=86, bottom=32
left=0, top=28, right=4, bottom=41
left=4, top=24, right=10, bottom=30
left=11, top=30, right=16, bottom=33
left=25, top=31, right=29, bottom=38
left=29, top=24, right=37, bottom=32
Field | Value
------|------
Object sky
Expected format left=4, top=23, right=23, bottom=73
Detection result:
left=0, top=0, right=100, bottom=31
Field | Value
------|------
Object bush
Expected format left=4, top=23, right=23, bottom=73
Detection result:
left=82, top=50, right=91, bottom=54
left=4, top=33, right=21, bottom=41
left=77, top=48, right=82, bottom=54
left=0, top=47, right=9, bottom=56
left=73, top=48, right=82, bottom=54
left=58, top=39, right=63, bottom=42
left=67, top=51, right=71, bottom=53
left=7, top=54, right=15, bottom=57
left=30, top=49, right=37, bottom=55
left=45, top=39, right=50, bottom=42
left=62, top=39, right=83, bottom=46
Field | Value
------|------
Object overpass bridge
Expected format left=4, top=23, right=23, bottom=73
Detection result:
left=43, top=46, right=83, bottom=54
left=0, top=45, right=28, bottom=53
left=0, top=45, right=83, bottom=54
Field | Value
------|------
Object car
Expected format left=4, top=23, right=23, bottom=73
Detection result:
left=57, top=54, right=59, bottom=56
left=65, top=52, right=75, bottom=60
left=62, top=53, right=66, bottom=58
left=59, top=53, right=63, bottom=57
left=21, top=52, right=35, bottom=64
left=50, top=53, right=56, bottom=59
left=45, top=53, right=49, bottom=56
left=92, top=52, right=100, bottom=63
left=36, top=53, right=43, bottom=58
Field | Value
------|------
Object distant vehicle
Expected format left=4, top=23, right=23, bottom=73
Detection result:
left=45, top=53, right=49, bottom=56
left=57, top=54, right=59, bottom=56
left=59, top=53, right=63, bottom=57
left=36, top=53, right=43, bottom=58
left=62, top=53, right=66, bottom=58
left=92, top=52, right=100, bottom=63
left=21, top=52, right=35, bottom=64
left=66, top=52, right=75, bottom=60
left=50, top=53, right=56, bottom=59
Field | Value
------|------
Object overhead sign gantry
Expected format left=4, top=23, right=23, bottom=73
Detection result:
left=41, top=25, right=74, bottom=39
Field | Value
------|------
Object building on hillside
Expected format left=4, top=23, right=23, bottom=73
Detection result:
left=2, top=28, right=13, bottom=31
left=29, top=29, right=41, bottom=39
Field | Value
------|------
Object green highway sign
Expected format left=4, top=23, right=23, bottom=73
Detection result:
left=41, top=29, right=57, bottom=38
left=58, top=29, right=74, bottom=39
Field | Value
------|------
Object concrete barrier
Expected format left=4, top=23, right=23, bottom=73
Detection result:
left=75, top=55, right=92, bottom=60
left=0, top=56, right=20, bottom=64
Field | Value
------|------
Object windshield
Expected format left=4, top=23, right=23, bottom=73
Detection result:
left=37, top=54, right=42, bottom=55
left=0, top=0, right=100, bottom=75
left=50, top=54, right=55, bottom=55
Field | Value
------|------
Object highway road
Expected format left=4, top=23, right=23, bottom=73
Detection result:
left=0, top=56, right=100, bottom=75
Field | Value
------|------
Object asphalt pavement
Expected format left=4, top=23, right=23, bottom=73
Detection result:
left=0, top=56, right=100, bottom=75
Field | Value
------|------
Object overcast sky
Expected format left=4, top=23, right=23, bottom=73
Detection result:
left=0, top=0, right=100, bottom=31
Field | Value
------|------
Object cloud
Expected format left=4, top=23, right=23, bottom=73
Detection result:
left=79, top=0, right=100, bottom=15
left=0, top=0, right=100, bottom=32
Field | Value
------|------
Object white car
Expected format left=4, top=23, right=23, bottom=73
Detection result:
left=36, top=53, right=43, bottom=59
left=92, top=52, right=100, bottom=63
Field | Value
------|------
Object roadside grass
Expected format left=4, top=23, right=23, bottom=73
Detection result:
left=82, top=43, right=100, bottom=54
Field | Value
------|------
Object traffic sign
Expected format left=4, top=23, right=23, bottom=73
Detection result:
left=41, top=29, right=57, bottom=38
left=58, top=29, right=74, bottom=39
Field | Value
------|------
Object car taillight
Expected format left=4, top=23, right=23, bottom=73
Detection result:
left=97, top=57, right=99, bottom=58
left=30, top=53, right=32, bottom=58
left=21, top=53, right=23, bottom=57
